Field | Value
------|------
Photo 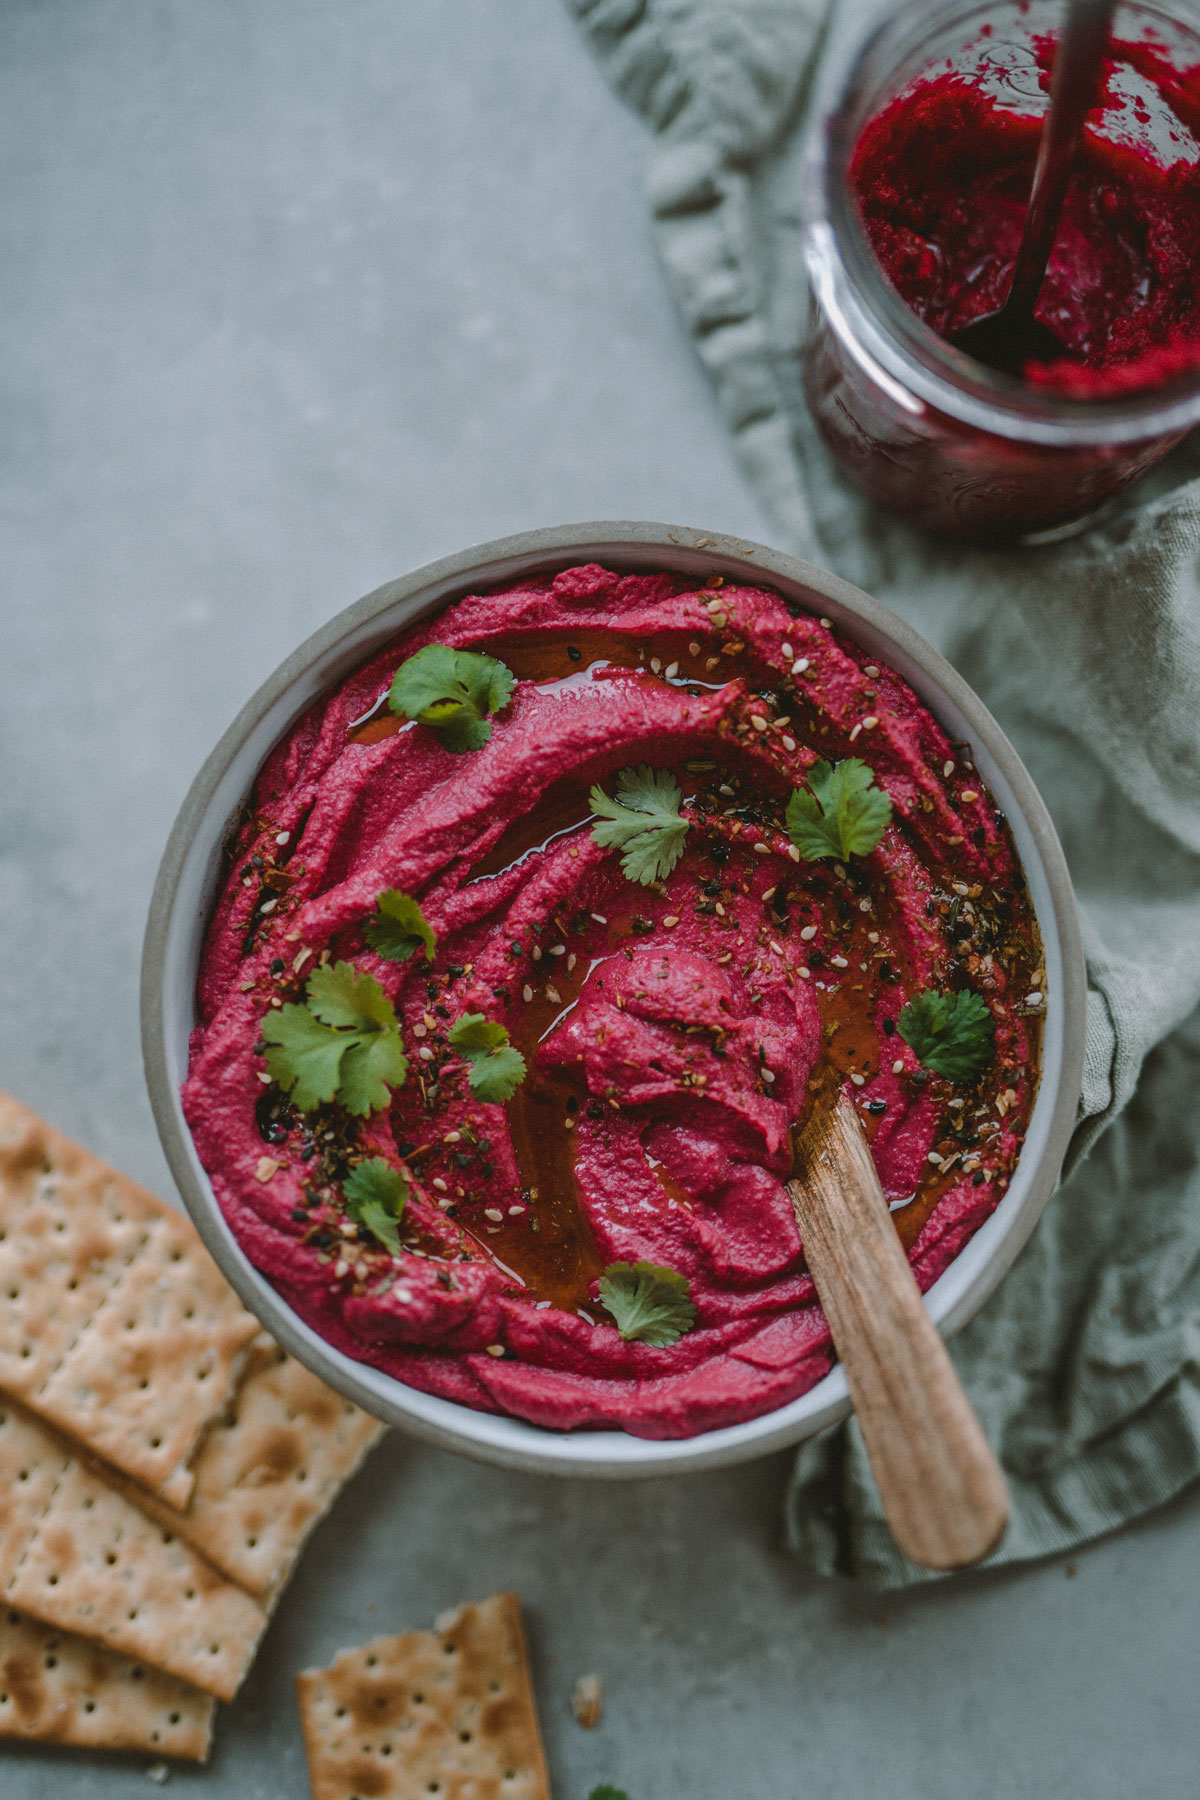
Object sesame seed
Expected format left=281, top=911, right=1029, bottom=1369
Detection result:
left=522, top=983, right=534, bottom=1002
left=961, top=789, right=979, bottom=802
left=445, top=1130, right=461, bottom=1143
left=432, top=1176, right=448, bottom=1192
left=782, top=641, right=793, bottom=658
left=927, top=1150, right=943, bottom=1165
left=820, top=616, right=832, bottom=628
left=943, top=759, right=955, bottom=778
left=484, top=1207, right=503, bottom=1221
left=256, top=1071, right=272, bottom=1084
left=260, top=898, right=277, bottom=914
left=864, top=665, right=880, bottom=678
left=549, top=943, right=566, bottom=956
left=850, top=1072, right=865, bottom=1087
left=532, top=945, right=542, bottom=961
left=275, top=830, right=290, bottom=846
left=418, top=1045, right=434, bottom=1061
left=831, top=954, right=849, bottom=968
left=1025, top=990, right=1043, bottom=1006
left=800, top=925, right=817, bottom=941
left=689, top=640, right=701, bottom=656
left=591, top=913, right=607, bottom=925
left=859, top=898, right=872, bottom=912
left=719, top=783, right=735, bottom=797
left=412, top=1022, right=427, bottom=1038
left=715, top=902, right=726, bottom=916
left=781, top=735, right=797, bottom=752
left=665, top=661, right=680, bottom=679
left=485, top=1343, right=506, bottom=1357
left=752, top=842, right=770, bottom=855
left=792, top=657, right=810, bottom=675
left=787, top=844, right=801, bottom=862
left=867, top=931, right=880, bottom=943
left=650, top=657, right=662, bottom=674
left=546, top=985, right=563, bottom=1003
left=762, top=886, right=777, bottom=901
left=750, top=714, right=768, bottom=731
left=849, top=723, right=863, bottom=741
left=952, top=881, right=970, bottom=896
left=705, top=596, right=723, bottom=612
left=893, top=1059, right=905, bottom=1074
left=567, top=952, right=577, bottom=971
left=254, top=1157, right=279, bottom=1183
left=761, top=1069, right=776, bottom=1084
left=862, top=715, right=879, bottom=730
left=334, top=1259, right=349, bottom=1278
left=797, top=966, right=811, bottom=980
left=662, top=915, right=680, bottom=928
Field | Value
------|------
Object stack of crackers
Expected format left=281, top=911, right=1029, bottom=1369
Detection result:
left=0, top=1090, right=385, bottom=1764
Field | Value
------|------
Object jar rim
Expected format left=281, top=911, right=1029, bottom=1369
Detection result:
left=806, top=0, right=1200, bottom=448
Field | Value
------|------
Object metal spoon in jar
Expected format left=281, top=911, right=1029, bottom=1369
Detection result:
left=787, top=1096, right=1008, bottom=1570
left=951, top=0, right=1118, bottom=375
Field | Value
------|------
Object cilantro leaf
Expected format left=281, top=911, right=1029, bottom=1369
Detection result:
left=897, top=987, right=995, bottom=1082
left=785, top=758, right=892, bottom=862
left=448, top=1013, right=527, bottom=1103
left=365, top=888, right=437, bottom=964
left=589, top=765, right=690, bottom=886
left=262, top=961, right=408, bottom=1115
left=260, top=1003, right=349, bottom=1111
left=343, top=1157, right=409, bottom=1255
left=388, top=644, right=516, bottom=752
left=597, top=1261, right=697, bottom=1347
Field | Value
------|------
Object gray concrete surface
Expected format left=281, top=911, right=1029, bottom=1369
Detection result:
left=2, top=1, right=1198, bottom=1794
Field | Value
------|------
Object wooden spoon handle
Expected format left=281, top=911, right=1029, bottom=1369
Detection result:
left=788, top=1098, right=1009, bottom=1570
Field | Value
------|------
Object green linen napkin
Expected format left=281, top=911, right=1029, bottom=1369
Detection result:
left=567, top=0, right=1200, bottom=1585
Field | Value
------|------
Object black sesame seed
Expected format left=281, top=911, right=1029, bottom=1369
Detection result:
left=882, top=1018, right=895, bottom=1036
left=586, top=1102, right=605, bottom=1120
left=972, top=1171, right=986, bottom=1186
left=567, top=645, right=582, bottom=662
left=866, top=1099, right=887, bottom=1115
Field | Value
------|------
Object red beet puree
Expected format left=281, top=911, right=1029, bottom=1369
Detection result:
left=851, top=45, right=1200, bottom=393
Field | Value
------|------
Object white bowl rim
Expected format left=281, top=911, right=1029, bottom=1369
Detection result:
left=142, top=521, right=1087, bottom=1479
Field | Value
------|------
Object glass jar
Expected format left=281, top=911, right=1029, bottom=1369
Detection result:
left=803, top=0, right=1200, bottom=543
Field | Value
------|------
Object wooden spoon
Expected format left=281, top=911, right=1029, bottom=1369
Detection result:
left=787, top=1096, right=1009, bottom=1570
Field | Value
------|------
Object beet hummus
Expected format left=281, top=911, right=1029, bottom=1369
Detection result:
left=183, top=567, right=1043, bottom=1438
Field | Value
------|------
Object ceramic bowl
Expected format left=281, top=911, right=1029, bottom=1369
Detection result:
left=142, top=522, right=1087, bottom=1478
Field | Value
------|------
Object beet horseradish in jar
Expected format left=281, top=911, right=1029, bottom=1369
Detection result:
left=804, top=0, right=1200, bottom=542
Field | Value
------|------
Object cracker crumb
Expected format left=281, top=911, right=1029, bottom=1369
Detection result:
left=571, top=1671, right=603, bottom=1729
